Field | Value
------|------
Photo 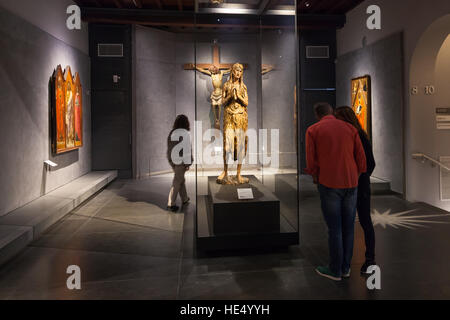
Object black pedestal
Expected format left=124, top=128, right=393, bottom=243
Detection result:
left=208, top=175, right=280, bottom=235
left=196, top=175, right=299, bottom=252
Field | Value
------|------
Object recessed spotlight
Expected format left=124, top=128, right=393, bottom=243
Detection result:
left=305, top=2, right=310, bottom=7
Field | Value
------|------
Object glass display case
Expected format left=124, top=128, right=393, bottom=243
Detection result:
left=190, top=1, right=300, bottom=251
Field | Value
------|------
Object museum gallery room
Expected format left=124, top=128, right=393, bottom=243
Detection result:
left=0, top=0, right=449, bottom=300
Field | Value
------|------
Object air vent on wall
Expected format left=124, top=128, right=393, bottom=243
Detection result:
left=306, top=46, right=330, bottom=59
left=97, top=44, right=124, bottom=57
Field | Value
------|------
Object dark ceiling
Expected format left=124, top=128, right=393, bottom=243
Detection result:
left=74, top=0, right=364, bottom=14
left=73, top=0, right=365, bottom=30
left=297, top=0, right=364, bottom=14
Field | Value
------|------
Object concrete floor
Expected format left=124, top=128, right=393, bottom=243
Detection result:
left=0, top=175, right=450, bottom=299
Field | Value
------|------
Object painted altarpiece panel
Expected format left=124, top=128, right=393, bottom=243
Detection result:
left=51, top=65, right=83, bottom=154
left=351, top=75, right=372, bottom=139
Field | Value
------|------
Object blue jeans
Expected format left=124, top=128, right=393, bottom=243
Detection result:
left=318, top=184, right=358, bottom=277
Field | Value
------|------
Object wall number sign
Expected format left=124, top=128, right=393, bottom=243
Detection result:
left=411, top=85, right=435, bottom=96
left=425, top=85, right=435, bottom=95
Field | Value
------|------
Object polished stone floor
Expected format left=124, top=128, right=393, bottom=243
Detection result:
left=0, top=175, right=450, bottom=299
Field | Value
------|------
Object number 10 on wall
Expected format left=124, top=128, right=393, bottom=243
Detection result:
left=411, top=85, right=435, bottom=95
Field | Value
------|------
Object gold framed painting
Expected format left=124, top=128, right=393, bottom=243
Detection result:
left=351, top=75, right=372, bottom=139
left=51, top=65, right=83, bottom=154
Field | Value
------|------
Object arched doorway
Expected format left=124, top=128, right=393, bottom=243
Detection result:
left=408, top=15, right=450, bottom=211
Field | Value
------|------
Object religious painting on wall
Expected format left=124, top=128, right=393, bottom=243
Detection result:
left=53, top=65, right=66, bottom=151
left=351, top=75, right=372, bottom=139
left=51, top=65, right=83, bottom=154
left=74, top=72, right=83, bottom=147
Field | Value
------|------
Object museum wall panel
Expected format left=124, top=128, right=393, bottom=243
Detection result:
left=174, top=34, right=195, bottom=129
left=298, top=30, right=337, bottom=170
left=301, top=30, right=337, bottom=90
left=134, top=26, right=177, bottom=177
left=0, top=6, right=91, bottom=216
left=261, top=29, right=297, bottom=169
left=336, top=32, right=404, bottom=193
left=90, top=24, right=132, bottom=178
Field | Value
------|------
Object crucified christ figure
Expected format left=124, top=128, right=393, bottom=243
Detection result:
left=193, top=64, right=230, bottom=130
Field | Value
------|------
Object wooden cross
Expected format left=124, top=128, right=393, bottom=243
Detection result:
left=184, top=43, right=248, bottom=71
left=183, top=43, right=275, bottom=75
left=262, top=64, right=275, bottom=75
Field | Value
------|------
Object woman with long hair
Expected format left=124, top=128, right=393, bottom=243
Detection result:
left=167, top=114, right=193, bottom=212
left=217, top=62, right=249, bottom=185
left=335, top=106, right=376, bottom=274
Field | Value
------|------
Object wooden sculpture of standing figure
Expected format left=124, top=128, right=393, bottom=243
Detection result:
left=194, top=65, right=230, bottom=129
left=217, top=63, right=249, bottom=185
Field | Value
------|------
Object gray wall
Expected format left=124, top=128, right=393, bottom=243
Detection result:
left=134, top=26, right=297, bottom=176
left=0, top=6, right=91, bottom=216
left=134, top=26, right=177, bottom=177
left=261, top=29, right=297, bottom=168
left=408, top=16, right=450, bottom=211
left=174, top=34, right=195, bottom=129
left=0, top=0, right=88, bottom=54
left=336, top=32, right=404, bottom=193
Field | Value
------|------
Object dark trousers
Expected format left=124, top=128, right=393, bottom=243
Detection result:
left=318, top=184, right=358, bottom=277
left=357, top=174, right=376, bottom=262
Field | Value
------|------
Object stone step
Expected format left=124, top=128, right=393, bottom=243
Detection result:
left=0, top=170, right=117, bottom=267
left=0, top=225, right=33, bottom=267
left=371, top=176, right=392, bottom=194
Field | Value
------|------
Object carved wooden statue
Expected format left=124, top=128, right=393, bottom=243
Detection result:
left=193, top=65, right=230, bottom=129
left=217, top=63, right=249, bottom=185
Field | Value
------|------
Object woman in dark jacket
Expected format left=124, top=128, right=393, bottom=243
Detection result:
left=335, top=106, right=376, bottom=274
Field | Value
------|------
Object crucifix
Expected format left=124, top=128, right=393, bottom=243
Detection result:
left=184, top=43, right=275, bottom=129
left=184, top=43, right=249, bottom=129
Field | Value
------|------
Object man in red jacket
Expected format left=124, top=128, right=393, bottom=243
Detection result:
left=306, top=102, right=367, bottom=281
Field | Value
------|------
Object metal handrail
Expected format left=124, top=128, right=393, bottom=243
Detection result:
left=412, top=153, right=450, bottom=172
